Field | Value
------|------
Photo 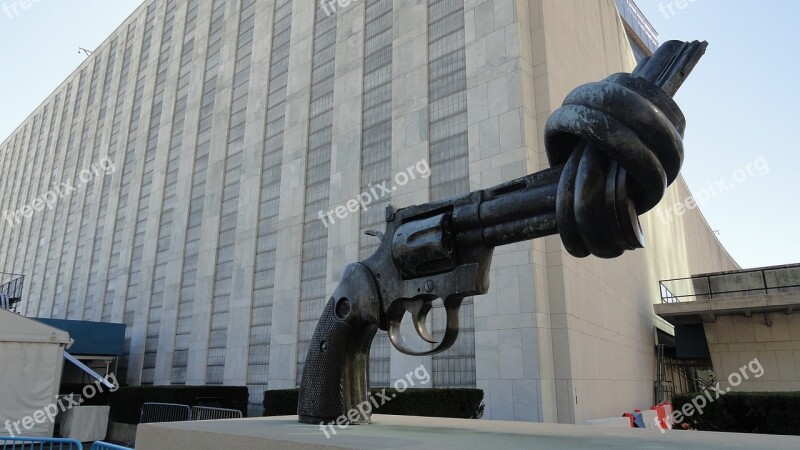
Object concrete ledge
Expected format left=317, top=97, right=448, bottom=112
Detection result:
left=107, top=421, right=136, bottom=444
left=655, top=291, right=800, bottom=325
left=135, top=415, right=800, bottom=449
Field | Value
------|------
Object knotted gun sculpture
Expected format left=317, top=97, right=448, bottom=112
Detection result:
left=297, top=40, right=707, bottom=425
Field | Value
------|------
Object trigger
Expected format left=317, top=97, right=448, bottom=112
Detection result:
left=406, top=302, right=436, bottom=344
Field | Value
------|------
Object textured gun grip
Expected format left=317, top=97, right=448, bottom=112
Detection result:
left=297, top=264, right=380, bottom=424
left=297, top=298, right=351, bottom=423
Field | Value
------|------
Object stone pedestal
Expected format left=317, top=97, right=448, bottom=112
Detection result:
left=135, top=415, right=799, bottom=449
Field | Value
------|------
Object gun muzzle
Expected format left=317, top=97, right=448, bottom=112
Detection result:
left=456, top=40, right=707, bottom=259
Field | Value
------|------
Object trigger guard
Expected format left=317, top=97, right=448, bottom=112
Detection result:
left=388, top=323, right=458, bottom=356
left=387, top=299, right=462, bottom=356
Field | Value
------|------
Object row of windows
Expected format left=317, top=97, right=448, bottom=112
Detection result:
left=115, top=2, right=159, bottom=380
left=13, top=115, right=36, bottom=296
left=170, top=11, right=200, bottom=376
left=207, top=0, right=257, bottom=385
left=23, top=91, right=59, bottom=322
left=248, top=0, right=293, bottom=414
left=361, top=0, right=394, bottom=387
left=175, top=0, right=227, bottom=384
left=58, top=86, right=96, bottom=318
left=157, top=0, right=199, bottom=385
left=139, top=0, right=179, bottom=384
left=142, top=0, right=197, bottom=383
left=103, top=21, right=138, bottom=322
left=45, top=67, right=88, bottom=319
left=297, top=5, right=338, bottom=383
left=27, top=84, right=71, bottom=318
left=427, top=0, right=476, bottom=388
left=14, top=111, right=43, bottom=284
left=69, top=42, right=113, bottom=321
left=83, top=37, right=119, bottom=322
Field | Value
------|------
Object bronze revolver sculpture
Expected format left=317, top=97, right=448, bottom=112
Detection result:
left=297, top=40, right=707, bottom=425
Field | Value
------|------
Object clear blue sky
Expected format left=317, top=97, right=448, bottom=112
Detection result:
left=636, top=0, right=800, bottom=268
left=0, top=0, right=142, bottom=137
left=0, top=1, right=797, bottom=269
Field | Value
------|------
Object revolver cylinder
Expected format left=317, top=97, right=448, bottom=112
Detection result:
left=392, top=214, right=457, bottom=278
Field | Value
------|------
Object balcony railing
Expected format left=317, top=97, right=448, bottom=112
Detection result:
left=0, top=272, right=25, bottom=312
left=659, top=264, right=800, bottom=303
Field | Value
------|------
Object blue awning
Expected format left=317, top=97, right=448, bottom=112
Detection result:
left=34, top=318, right=125, bottom=356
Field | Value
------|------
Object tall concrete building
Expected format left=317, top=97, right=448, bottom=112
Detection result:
left=0, top=0, right=736, bottom=421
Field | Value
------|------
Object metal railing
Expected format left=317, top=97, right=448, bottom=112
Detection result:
left=659, top=264, right=800, bottom=303
left=0, top=437, right=82, bottom=449
left=190, top=406, right=243, bottom=421
left=139, top=402, right=191, bottom=424
left=0, top=272, right=25, bottom=312
left=615, top=0, right=659, bottom=53
left=89, top=442, right=132, bottom=450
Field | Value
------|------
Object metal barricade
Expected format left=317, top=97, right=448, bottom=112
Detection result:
left=89, top=442, right=133, bottom=450
left=139, top=402, right=191, bottom=424
left=190, top=406, right=243, bottom=421
left=0, top=436, right=83, bottom=450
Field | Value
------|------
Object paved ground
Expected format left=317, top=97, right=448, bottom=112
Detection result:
left=135, top=415, right=800, bottom=449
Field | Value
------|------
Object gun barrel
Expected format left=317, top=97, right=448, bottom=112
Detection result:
left=636, top=40, right=708, bottom=95
left=395, top=40, right=707, bottom=267
left=459, top=41, right=706, bottom=255
left=477, top=166, right=560, bottom=247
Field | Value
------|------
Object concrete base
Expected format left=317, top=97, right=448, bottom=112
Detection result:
left=135, top=415, right=800, bottom=449
left=107, top=421, right=136, bottom=445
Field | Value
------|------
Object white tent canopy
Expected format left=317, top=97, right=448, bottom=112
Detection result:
left=0, top=310, right=71, bottom=437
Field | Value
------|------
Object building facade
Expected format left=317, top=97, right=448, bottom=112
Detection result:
left=0, top=0, right=736, bottom=421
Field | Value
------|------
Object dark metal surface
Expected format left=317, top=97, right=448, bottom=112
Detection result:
left=298, top=263, right=381, bottom=424
left=298, top=40, right=707, bottom=424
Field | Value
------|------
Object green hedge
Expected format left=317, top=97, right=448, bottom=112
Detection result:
left=108, top=386, right=249, bottom=424
left=263, top=389, right=300, bottom=416
left=672, top=392, right=800, bottom=435
left=264, top=388, right=484, bottom=419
